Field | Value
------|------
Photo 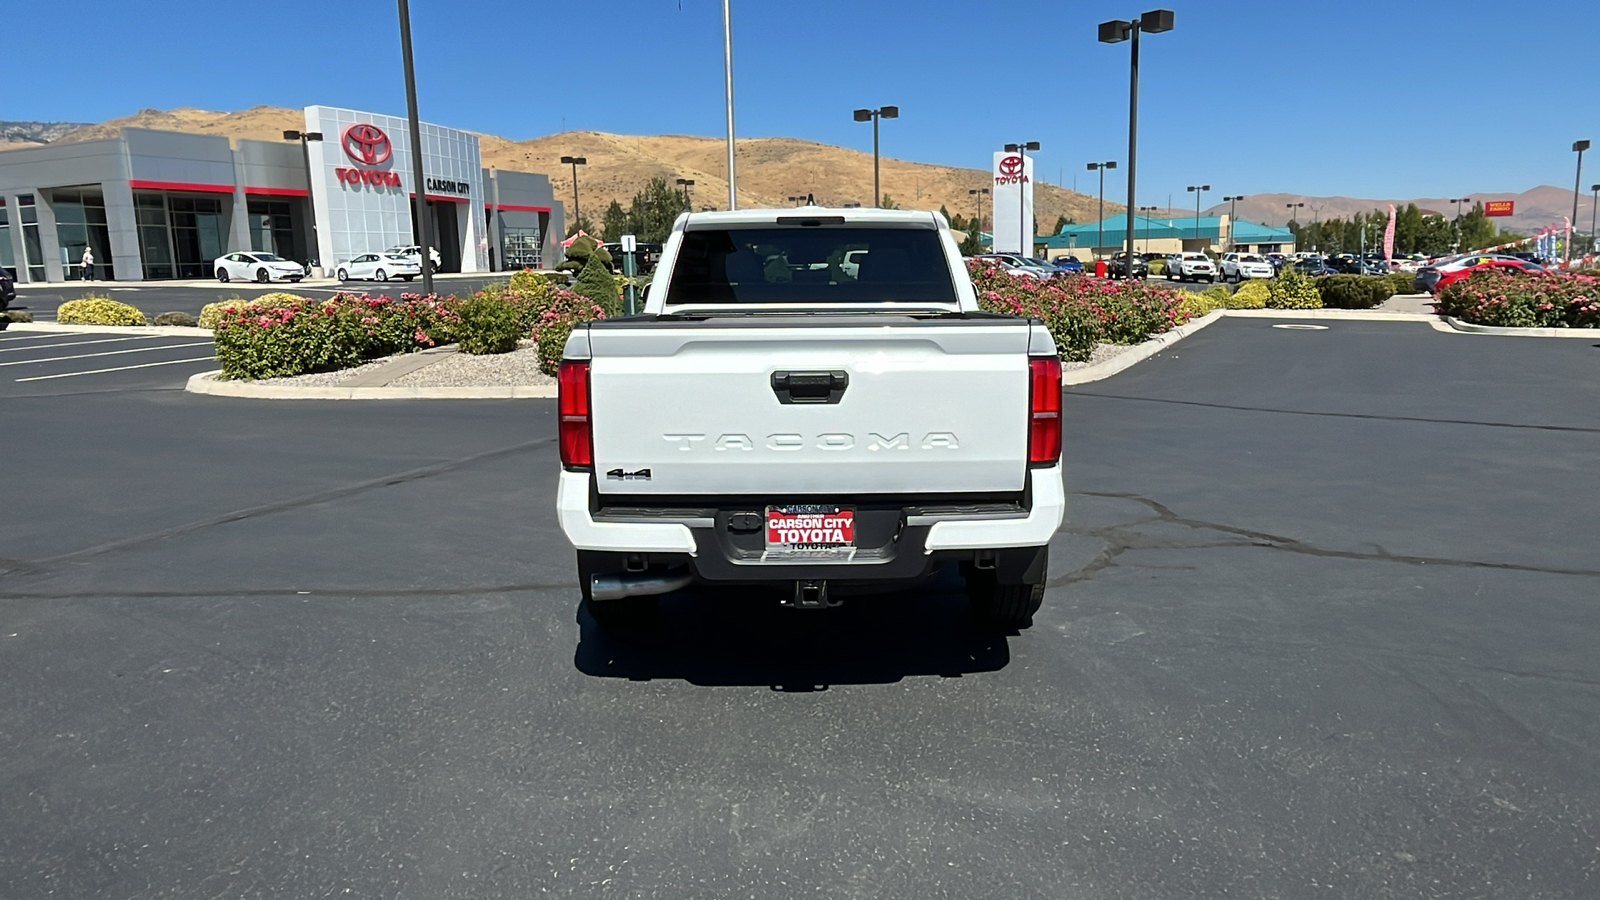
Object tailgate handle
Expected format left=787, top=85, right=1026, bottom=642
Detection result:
left=771, top=370, right=849, bottom=404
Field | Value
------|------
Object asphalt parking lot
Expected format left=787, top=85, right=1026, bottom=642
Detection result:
left=0, top=328, right=215, bottom=396
left=2, top=319, right=1598, bottom=898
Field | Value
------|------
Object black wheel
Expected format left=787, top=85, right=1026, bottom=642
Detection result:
left=376, top=268, right=388, bottom=282
left=217, top=269, right=229, bottom=283
left=578, top=552, right=657, bottom=629
left=966, top=565, right=1045, bottom=630
left=336, top=268, right=349, bottom=282
left=255, top=268, right=270, bottom=284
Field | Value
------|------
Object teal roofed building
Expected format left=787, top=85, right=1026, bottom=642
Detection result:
left=1037, top=214, right=1295, bottom=260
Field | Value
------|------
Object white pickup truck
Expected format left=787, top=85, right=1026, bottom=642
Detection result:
left=556, top=208, right=1065, bottom=629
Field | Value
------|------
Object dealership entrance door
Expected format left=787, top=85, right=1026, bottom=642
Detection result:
left=414, top=200, right=462, bottom=273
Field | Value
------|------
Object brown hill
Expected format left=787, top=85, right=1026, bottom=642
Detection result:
left=1203, top=187, right=1588, bottom=235
left=30, top=106, right=1112, bottom=231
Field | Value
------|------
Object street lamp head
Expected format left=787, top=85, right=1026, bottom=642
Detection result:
left=1140, top=9, right=1175, bottom=33
left=676, top=178, right=695, bottom=186
left=879, top=106, right=899, bottom=119
left=1026, top=141, right=1040, bottom=151
left=1105, top=160, right=1117, bottom=169
left=1575, top=140, right=1592, bottom=153
left=1592, top=184, right=1600, bottom=192
left=303, top=132, right=322, bottom=141
left=282, top=130, right=301, bottom=141
left=1098, top=19, right=1131, bottom=42
left=853, top=109, right=873, bottom=122
left=560, top=156, right=587, bottom=165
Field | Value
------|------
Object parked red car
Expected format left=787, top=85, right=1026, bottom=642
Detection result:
left=1431, top=258, right=1545, bottom=292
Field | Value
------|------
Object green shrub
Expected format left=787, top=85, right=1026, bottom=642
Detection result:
left=57, top=297, right=146, bottom=325
left=198, top=300, right=242, bottom=330
left=1147, top=258, right=1166, bottom=276
left=572, top=252, right=622, bottom=317
left=532, top=289, right=610, bottom=375
left=557, top=235, right=612, bottom=273
left=1387, top=272, right=1418, bottom=296
left=5, top=310, right=34, bottom=323
left=1229, top=281, right=1270, bottom=308
left=1176, top=289, right=1226, bottom=322
left=1266, top=268, right=1322, bottom=309
left=153, top=311, right=198, bottom=327
left=508, top=269, right=566, bottom=293
left=1434, top=270, right=1600, bottom=328
left=453, top=293, right=522, bottom=354
left=213, top=293, right=462, bottom=380
left=1316, top=275, right=1392, bottom=310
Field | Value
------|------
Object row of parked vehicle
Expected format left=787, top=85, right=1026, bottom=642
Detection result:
left=212, top=246, right=444, bottom=284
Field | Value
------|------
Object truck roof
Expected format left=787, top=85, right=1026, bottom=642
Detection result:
left=678, top=207, right=943, bottom=229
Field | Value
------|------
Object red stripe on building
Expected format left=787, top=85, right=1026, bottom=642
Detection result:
left=128, top=180, right=235, bottom=194
left=246, top=186, right=310, bottom=197
left=487, top=203, right=551, bottom=213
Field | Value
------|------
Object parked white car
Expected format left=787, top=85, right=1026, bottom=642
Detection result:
left=214, top=252, right=304, bottom=284
left=1219, top=252, right=1275, bottom=282
left=337, top=253, right=422, bottom=282
left=386, top=245, right=443, bottom=268
left=1165, top=252, right=1217, bottom=283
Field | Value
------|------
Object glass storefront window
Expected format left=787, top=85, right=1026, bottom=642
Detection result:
left=18, top=195, right=46, bottom=282
left=0, top=206, right=14, bottom=274
left=50, top=189, right=114, bottom=281
left=135, top=193, right=174, bottom=280
left=247, top=199, right=299, bottom=260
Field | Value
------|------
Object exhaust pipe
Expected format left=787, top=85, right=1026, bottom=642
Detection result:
left=590, top=567, right=693, bottom=601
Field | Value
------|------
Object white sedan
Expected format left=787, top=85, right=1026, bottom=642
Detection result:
left=337, top=253, right=422, bottom=283
left=214, top=252, right=305, bottom=283
left=386, top=245, right=443, bottom=268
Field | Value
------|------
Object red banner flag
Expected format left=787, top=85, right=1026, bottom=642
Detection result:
left=1383, top=204, right=1396, bottom=261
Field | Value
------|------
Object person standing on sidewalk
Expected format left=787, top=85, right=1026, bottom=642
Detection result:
left=82, top=246, right=95, bottom=281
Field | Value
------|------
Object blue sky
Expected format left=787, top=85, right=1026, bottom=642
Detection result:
left=10, top=0, right=1599, bottom=201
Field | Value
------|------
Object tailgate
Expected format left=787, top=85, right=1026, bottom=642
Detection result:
left=586, top=320, right=1033, bottom=496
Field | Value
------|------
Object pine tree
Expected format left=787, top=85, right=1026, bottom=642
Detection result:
left=573, top=251, right=621, bottom=316
left=601, top=201, right=627, bottom=242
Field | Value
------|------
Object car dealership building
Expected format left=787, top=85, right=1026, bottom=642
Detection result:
left=0, top=105, right=563, bottom=282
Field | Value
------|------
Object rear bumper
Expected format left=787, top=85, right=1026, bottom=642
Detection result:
left=555, top=466, right=1065, bottom=582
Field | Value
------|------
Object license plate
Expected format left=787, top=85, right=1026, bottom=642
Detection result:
left=764, top=505, right=856, bottom=561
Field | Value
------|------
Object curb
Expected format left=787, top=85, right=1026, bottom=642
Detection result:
left=1438, top=316, right=1600, bottom=338
left=1222, top=308, right=1437, bottom=322
left=7, top=322, right=213, bottom=337
left=185, top=370, right=556, bottom=400
left=1061, top=309, right=1226, bottom=386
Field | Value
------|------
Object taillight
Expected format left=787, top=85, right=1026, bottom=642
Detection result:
left=558, top=360, right=593, bottom=469
left=1028, top=357, right=1062, bottom=465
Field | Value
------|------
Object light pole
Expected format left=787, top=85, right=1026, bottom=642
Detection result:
left=1087, top=160, right=1116, bottom=259
left=968, top=187, right=989, bottom=231
left=1222, top=194, right=1244, bottom=251
left=853, top=106, right=899, bottom=209
left=1186, top=184, right=1209, bottom=252
left=1448, top=197, right=1471, bottom=250
left=1004, top=141, right=1040, bottom=256
left=396, top=0, right=434, bottom=294
left=722, top=0, right=737, bottom=209
left=675, top=178, right=695, bottom=212
left=1571, top=140, right=1590, bottom=264
left=281, top=129, right=323, bottom=268
left=1590, top=183, right=1599, bottom=249
left=560, top=156, right=586, bottom=233
left=1099, top=10, right=1175, bottom=278
left=1137, top=205, right=1158, bottom=254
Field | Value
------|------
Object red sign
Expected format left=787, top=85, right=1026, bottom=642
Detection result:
left=765, top=507, right=855, bottom=549
left=998, top=155, right=1023, bottom=176
left=335, top=168, right=401, bottom=187
left=1484, top=200, right=1515, bottom=217
left=341, top=123, right=392, bottom=166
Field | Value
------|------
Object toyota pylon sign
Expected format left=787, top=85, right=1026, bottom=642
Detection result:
left=992, top=151, right=1035, bottom=255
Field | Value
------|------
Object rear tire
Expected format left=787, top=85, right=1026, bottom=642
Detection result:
left=376, top=268, right=388, bottom=282
left=217, top=269, right=229, bottom=283
left=965, top=556, right=1046, bottom=630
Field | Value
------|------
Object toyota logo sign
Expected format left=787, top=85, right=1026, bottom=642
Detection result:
left=342, top=124, right=392, bottom=166
left=998, top=155, right=1024, bottom=176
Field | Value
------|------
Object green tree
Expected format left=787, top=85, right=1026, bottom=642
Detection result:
left=1051, top=214, right=1075, bottom=235
left=638, top=176, right=690, bottom=243
left=958, top=228, right=983, bottom=256
left=880, top=194, right=898, bottom=209
left=938, top=204, right=952, bottom=225
left=558, top=233, right=612, bottom=273
left=1394, top=203, right=1424, bottom=254
left=572, top=251, right=621, bottom=316
left=601, top=200, right=627, bottom=242
left=1457, top=202, right=1497, bottom=251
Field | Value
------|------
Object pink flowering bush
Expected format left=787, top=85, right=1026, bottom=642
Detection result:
left=967, top=262, right=1186, bottom=360
left=533, top=289, right=609, bottom=375
left=1435, top=270, right=1600, bottom=328
left=213, top=292, right=460, bottom=379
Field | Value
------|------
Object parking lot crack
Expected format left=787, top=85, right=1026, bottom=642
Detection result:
left=1050, top=491, right=1600, bottom=586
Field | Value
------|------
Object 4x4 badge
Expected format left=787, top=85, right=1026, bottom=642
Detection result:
left=605, top=468, right=652, bottom=481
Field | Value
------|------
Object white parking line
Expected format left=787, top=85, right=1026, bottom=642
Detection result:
left=0, top=341, right=213, bottom=367
left=0, top=332, right=105, bottom=343
left=0, top=336, right=170, bottom=353
left=15, top=356, right=216, bottom=382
